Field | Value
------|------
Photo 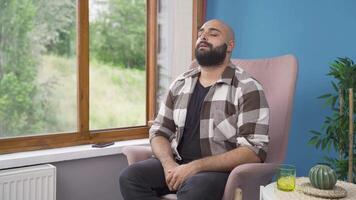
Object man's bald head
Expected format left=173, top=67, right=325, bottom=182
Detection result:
left=195, top=19, right=235, bottom=67
left=201, top=19, right=235, bottom=43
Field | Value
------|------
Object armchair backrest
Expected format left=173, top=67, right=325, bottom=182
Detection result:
left=232, top=55, right=298, bottom=163
left=123, top=55, right=298, bottom=200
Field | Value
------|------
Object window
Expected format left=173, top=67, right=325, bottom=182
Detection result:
left=0, top=0, right=204, bottom=154
left=89, top=0, right=147, bottom=129
left=0, top=0, right=78, bottom=138
left=0, top=0, right=157, bottom=154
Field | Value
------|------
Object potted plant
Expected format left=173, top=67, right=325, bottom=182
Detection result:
left=309, top=57, right=356, bottom=183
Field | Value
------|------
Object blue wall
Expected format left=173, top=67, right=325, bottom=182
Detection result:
left=206, top=0, right=356, bottom=176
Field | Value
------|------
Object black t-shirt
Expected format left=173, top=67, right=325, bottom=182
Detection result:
left=177, top=80, right=211, bottom=164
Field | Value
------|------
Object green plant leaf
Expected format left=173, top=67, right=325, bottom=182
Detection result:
left=310, top=130, right=322, bottom=135
left=321, top=138, right=328, bottom=150
left=308, top=136, right=319, bottom=145
left=331, top=81, right=339, bottom=92
left=316, top=140, right=321, bottom=149
left=327, top=142, right=332, bottom=151
left=318, top=94, right=332, bottom=99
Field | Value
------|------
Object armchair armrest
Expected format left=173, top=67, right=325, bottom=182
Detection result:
left=222, top=163, right=278, bottom=200
left=122, top=146, right=153, bottom=165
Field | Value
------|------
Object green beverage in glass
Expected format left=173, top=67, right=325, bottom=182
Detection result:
left=277, top=164, right=296, bottom=191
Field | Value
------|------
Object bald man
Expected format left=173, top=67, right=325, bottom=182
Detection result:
left=120, top=19, right=270, bottom=200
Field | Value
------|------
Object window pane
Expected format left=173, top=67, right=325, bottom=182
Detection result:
left=89, top=0, right=146, bottom=130
left=0, top=0, right=77, bottom=138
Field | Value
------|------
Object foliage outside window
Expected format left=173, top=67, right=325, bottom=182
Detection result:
left=0, top=0, right=77, bottom=137
left=89, top=0, right=146, bottom=130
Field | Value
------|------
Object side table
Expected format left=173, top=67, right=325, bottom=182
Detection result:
left=260, top=177, right=356, bottom=200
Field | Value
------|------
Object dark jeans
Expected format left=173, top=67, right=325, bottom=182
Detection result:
left=119, top=158, right=229, bottom=200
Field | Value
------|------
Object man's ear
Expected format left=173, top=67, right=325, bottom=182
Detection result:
left=226, top=40, right=235, bottom=53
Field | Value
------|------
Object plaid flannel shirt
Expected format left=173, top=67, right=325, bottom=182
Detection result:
left=149, top=63, right=270, bottom=162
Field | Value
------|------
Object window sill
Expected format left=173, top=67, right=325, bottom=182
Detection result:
left=0, top=138, right=149, bottom=170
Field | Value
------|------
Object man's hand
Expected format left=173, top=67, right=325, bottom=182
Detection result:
left=166, top=162, right=200, bottom=191
left=162, top=160, right=179, bottom=191
left=150, top=136, right=180, bottom=191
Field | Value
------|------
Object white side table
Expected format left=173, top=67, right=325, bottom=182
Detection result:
left=259, top=182, right=276, bottom=200
left=260, top=177, right=356, bottom=200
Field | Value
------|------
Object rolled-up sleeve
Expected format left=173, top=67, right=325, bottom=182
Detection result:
left=236, top=79, right=269, bottom=162
left=149, top=90, right=176, bottom=142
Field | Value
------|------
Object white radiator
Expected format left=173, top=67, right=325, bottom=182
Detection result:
left=0, top=164, right=56, bottom=200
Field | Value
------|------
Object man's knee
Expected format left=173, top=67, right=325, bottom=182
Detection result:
left=180, top=174, right=216, bottom=191
left=119, top=166, right=131, bottom=186
left=119, top=165, right=141, bottom=186
left=177, top=172, right=228, bottom=199
left=119, top=158, right=163, bottom=187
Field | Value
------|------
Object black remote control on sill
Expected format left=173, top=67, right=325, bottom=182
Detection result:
left=92, top=142, right=115, bottom=148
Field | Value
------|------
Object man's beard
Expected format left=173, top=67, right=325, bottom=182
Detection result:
left=195, top=42, right=227, bottom=67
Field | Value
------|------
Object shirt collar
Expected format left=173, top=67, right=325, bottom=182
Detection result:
left=216, top=63, right=236, bottom=85
left=177, top=61, right=237, bottom=85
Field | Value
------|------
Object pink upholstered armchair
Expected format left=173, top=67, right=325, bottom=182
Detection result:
left=122, top=54, right=298, bottom=200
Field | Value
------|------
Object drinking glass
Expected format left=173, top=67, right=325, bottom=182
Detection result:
left=276, top=164, right=296, bottom=191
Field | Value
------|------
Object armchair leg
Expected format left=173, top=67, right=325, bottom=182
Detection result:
left=234, top=188, right=242, bottom=200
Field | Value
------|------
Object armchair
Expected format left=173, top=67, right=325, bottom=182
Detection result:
left=122, top=54, right=298, bottom=200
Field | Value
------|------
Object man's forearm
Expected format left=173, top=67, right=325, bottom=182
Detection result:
left=191, top=146, right=261, bottom=172
left=151, top=136, right=176, bottom=166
